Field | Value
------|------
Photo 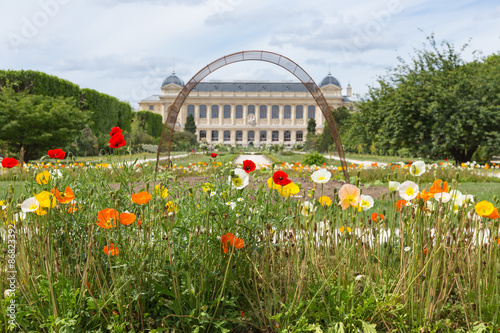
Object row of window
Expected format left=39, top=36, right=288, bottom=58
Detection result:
left=187, top=104, right=316, bottom=120
left=199, top=130, right=303, bottom=142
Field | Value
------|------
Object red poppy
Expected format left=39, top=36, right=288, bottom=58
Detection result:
left=110, top=127, right=122, bottom=137
left=395, top=200, right=407, bottom=212
left=240, top=310, right=245, bottom=317
left=109, top=133, right=126, bottom=148
left=1, top=157, right=19, bottom=169
left=272, top=170, right=291, bottom=186
left=242, top=159, right=256, bottom=173
left=371, top=213, right=384, bottom=223
left=221, top=232, right=245, bottom=254
left=210, top=153, right=217, bottom=158
left=47, top=149, right=66, bottom=159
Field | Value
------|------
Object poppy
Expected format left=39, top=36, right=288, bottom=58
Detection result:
left=339, top=226, right=351, bottom=234
left=311, top=169, right=331, bottom=183
left=242, top=159, right=256, bottom=173
left=110, top=127, right=122, bottom=137
left=318, top=196, right=332, bottom=207
left=395, top=200, right=407, bottom=212
left=423, top=248, right=428, bottom=255
left=131, top=191, right=152, bottom=205
left=165, top=201, right=177, bottom=213
left=272, top=170, right=292, bottom=186
left=119, top=212, right=136, bottom=225
left=398, top=181, right=419, bottom=200
left=221, top=232, right=244, bottom=254
left=47, top=149, right=66, bottom=159
left=486, top=208, right=499, bottom=220
left=103, top=243, right=119, bottom=255
left=241, top=310, right=245, bottom=317
left=371, top=213, right=384, bottom=223
left=475, top=201, right=495, bottom=217
left=109, top=133, right=126, bottom=148
left=419, top=189, right=433, bottom=202
left=210, top=153, right=217, bottom=158
left=154, top=185, right=169, bottom=198
left=66, top=203, right=80, bottom=214
left=34, top=191, right=57, bottom=216
left=266, top=178, right=300, bottom=197
left=339, top=184, right=361, bottom=210
left=97, top=208, right=119, bottom=229
left=52, top=187, right=75, bottom=204
left=1, top=157, right=19, bottom=169
left=429, top=179, right=449, bottom=196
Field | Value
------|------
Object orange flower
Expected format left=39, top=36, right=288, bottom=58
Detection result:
left=429, top=179, right=449, bottom=196
left=97, top=208, right=119, bottom=229
left=371, top=213, right=384, bottom=223
left=66, top=203, right=80, bottom=214
left=423, top=248, right=428, bottom=255
left=419, top=189, right=433, bottom=202
left=395, top=200, right=407, bottom=212
left=221, top=233, right=245, bottom=254
left=51, top=187, right=75, bottom=204
left=132, top=191, right=152, bottom=205
left=339, top=184, right=361, bottom=210
left=486, top=208, right=499, bottom=220
left=103, top=243, right=119, bottom=255
left=119, top=212, right=136, bottom=225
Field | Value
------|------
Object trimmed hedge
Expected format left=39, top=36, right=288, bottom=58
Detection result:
left=133, top=111, right=163, bottom=138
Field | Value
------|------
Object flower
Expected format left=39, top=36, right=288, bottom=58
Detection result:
left=242, top=159, right=256, bottom=173
left=301, top=201, right=316, bottom=217
left=237, top=197, right=244, bottom=202
left=229, top=168, right=249, bottom=189
left=97, top=208, right=119, bottom=229
left=109, top=133, right=126, bottom=148
left=226, top=201, right=236, bottom=210
left=202, top=183, right=214, bottom=193
left=165, top=201, right=177, bottom=213
left=21, top=197, right=39, bottom=213
left=52, top=187, right=75, bottom=204
left=339, top=226, right=351, bottom=234
left=131, top=191, right=152, bottom=205
left=434, top=192, right=452, bottom=203
left=221, top=233, right=244, bottom=254
left=34, top=191, right=57, bottom=215
left=318, top=196, right=332, bottom=207
left=398, top=181, right=419, bottom=200
left=419, top=189, right=433, bottom=202
left=210, top=153, right=217, bottom=158
left=311, top=168, right=331, bottom=184
left=154, top=185, right=169, bottom=198
left=371, top=213, right=384, bottom=223
left=409, top=161, right=426, bottom=176
left=1, top=157, right=19, bottom=169
left=388, top=181, right=400, bottom=192
left=475, top=201, right=495, bottom=217
left=339, top=184, right=361, bottom=210
left=486, top=208, right=499, bottom=219
left=0, top=200, right=7, bottom=210
left=66, top=203, right=80, bottom=214
left=110, top=127, right=122, bottom=137
left=358, top=195, right=374, bottom=211
left=355, top=275, right=364, bottom=281
left=119, top=212, right=136, bottom=225
left=266, top=178, right=300, bottom=197
left=36, top=171, right=51, bottom=185
left=47, top=149, right=66, bottom=159
left=103, top=243, right=119, bottom=256
left=272, top=170, right=292, bottom=186
left=429, top=179, right=448, bottom=196
left=404, top=246, right=411, bottom=252
left=210, top=191, right=217, bottom=197
left=395, top=200, right=407, bottom=212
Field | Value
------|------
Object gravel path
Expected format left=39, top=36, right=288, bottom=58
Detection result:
left=233, top=154, right=272, bottom=167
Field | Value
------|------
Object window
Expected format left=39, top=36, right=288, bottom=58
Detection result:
left=248, top=105, right=255, bottom=115
left=187, top=105, right=195, bottom=118
left=199, top=105, right=207, bottom=118
left=308, top=105, right=316, bottom=119
left=149, top=105, right=154, bottom=111
left=235, top=105, right=243, bottom=119
left=212, top=130, right=219, bottom=141
left=284, top=130, right=291, bottom=142
left=224, top=130, right=231, bottom=141
left=199, top=130, right=206, bottom=140
left=272, top=105, right=279, bottom=119
left=236, top=130, right=243, bottom=141
left=260, top=131, right=267, bottom=142
left=272, top=131, right=279, bottom=142
left=296, top=105, right=303, bottom=119
left=223, top=105, right=231, bottom=119
left=296, top=131, right=303, bottom=142
left=248, top=130, right=255, bottom=142
left=259, top=105, right=267, bottom=119
left=211, top=105, right=219, bottom=118
left=284, top=105, right=291, bottom=119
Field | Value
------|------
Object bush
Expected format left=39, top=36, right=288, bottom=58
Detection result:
left=303, top=151, right=327, bottom=165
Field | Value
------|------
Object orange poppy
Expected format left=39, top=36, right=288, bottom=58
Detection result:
left=371, top=213, right=384, bottom=223
left=103, top=243, right=119, bottom=255
left=395, top=200, right=407, bottom=212
left=97, top=208, right=119, bottom=229
left=339, top=184, right=361, bottom=210
left=131, top=191, right=152, bottom=205
left=221, top=233, right=245, bottom=254
left=486, top=208, right=499, bottom=220
left=418, top=189, right=433, bottom=202
left=66, top=203, right=80, bottom=214
left=429, top=179, right=449, bottom=196
left=51, top=187, right=75, bottom=204
left=119, top=212, right=136, bottom=225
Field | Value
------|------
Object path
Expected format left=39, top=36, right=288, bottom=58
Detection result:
left=233, top=154, right=272, bottom=167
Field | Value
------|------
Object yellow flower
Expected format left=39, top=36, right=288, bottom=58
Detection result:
left=154, top=185, right=169, bottom=198
left=36, top=171, right=50, bottom=185
left=202, top=183, right=214, bottom=193
left=266, top=178, right=300, bottom=197
left=34, top=191, right=57, bottom=215
left=165, top=201, right=177, bottom=213
left=475, top=200, right=495, bottom=217
left=339, top=226, right=351, bottom=234
left=318, top=196, right=332, bottom=207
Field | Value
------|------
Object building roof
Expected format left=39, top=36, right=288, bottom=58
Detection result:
left=162, top=72, right=185, bottom=87
left=140, top=95, right=160, bottom=102
left=319, top=73, right=341, bottom=88
left=192, top=81, right=309, bottom=92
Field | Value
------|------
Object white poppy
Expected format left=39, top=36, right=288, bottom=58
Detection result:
left=389, top=181, right=400, bottom=192
left=301, top=201, right=316, bottom=217
left=449, top=189, right=462, bottom=201
left=311, top=168, right=331, bottom=184
left=21, top=197, right=39, bottom=213
left=359, top=195, right=374, bottom=211
left=434, top=192, right=452, bottom=203
left=409, top=161, right=426, bottom=176
left=228, top=168, right=249, bottom=190
left=398, top=181, right=419, bottom=200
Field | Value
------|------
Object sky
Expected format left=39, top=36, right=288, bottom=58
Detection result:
left=1, top=0, right=499, bottom=108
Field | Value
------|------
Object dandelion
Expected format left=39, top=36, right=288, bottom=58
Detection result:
left=318, top=196, right=332, bottom=207
left=229, top=168, right=249, bottom=189
left=221, top=233, right=244, bottom=254
left=97, top=208, right=119, bottom=229
left=475, top=201, right=495, bottom=217
left=36, top=171, right=51, bottom=185
left=339, top=184, right=361, bottom=210
left=358, top=195, right=374, bottom=211
left=388, top=181, right=400, bottom=192
left=103, top=243, right=119, bottom=256
left=311, top=168, right=331, bottom=184
left=409, top=161, right=426, bottom=176
left=132, top=191, right=152, bottom=205
left=398, top=181, right=419, bottom=200
left=21, top=197, right=39, bottom=213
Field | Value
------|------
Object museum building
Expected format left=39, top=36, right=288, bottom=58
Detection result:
left=138, top=72, right=353, bottom=146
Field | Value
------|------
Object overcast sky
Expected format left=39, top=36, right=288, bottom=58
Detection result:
left=1, top=0, right=499, bottom=108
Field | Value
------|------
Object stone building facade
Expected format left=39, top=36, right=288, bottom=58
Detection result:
left=138, top=72, right=353, bottom=147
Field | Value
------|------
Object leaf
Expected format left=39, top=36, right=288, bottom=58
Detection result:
left=360, top=320, right=377, bottom=333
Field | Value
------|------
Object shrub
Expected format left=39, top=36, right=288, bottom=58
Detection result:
left=303, top=151, right=327, bottom=165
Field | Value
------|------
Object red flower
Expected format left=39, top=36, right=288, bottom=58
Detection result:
left=242, top=159, right=256, bottom=173
left=272, top=170, right=291, bottom=186
left=110, top=127, right=122, bottom=137
left=395, top=200, right=407, bottom=212
left=109, top=133, right=126, bottom=148
left=221, top=233, right=245, bottom=254
left=1, top=157, right=19, bottom=169
left=210, top=153, right=217, bottom=158
left=48, top=149, right=66, bottom=159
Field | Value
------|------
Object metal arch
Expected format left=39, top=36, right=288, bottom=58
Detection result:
left=155, top=50, right=350, bottom=182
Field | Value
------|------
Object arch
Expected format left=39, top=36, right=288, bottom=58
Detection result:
left=155, top=50, right=349, bottom=181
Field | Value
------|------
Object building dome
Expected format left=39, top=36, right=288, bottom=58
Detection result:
left=319, top=73, right=341, bottom=88
left=162, top=71, right=184, bottom=87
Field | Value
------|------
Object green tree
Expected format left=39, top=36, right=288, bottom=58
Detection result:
left=184, top=114, right=196, bottom=134
left=317, top=106, right=351, bottom=152
left=172, top=131, right=197, bottom=151
left=0, top=86, right=87, bottom=161
left=307, top=118, right=316, bottom=135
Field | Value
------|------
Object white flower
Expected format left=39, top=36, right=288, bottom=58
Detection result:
left=409, top=161, right=426, bottom=176
left=404, top=246, right=411, bottom=252
left=225, top=201, right=236, bottom=210
left=459, top=194, right=475, bottom=206
left=21, top=197, right=39, bottom=213
left=355, top=275, right=364, bottom=281
left=301, top=201, right=316, bottom=217
left=228, top=168, right=249, bottom=189
left=434, top=192, right=452, bottom=203
left=358, top=195, right=374, bottom=211
left=449, top=189, right=462, bottom=201
left=237, top=198, right=244, bottom=202
left=210, top=191, right=217, bottom=197
left=389, top=181, right=400, bottom=192
left=398, top=181, right=419, bottom=200
left=236, top=213, right=240, bottom=217
left=311, top=168, right=331, bottom=184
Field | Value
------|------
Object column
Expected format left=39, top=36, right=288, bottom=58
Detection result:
left=218, top=105, right=222, bottom=125
left=243, top=105, right=248, bottom=125
left=279, top=104, right=283, bottom=126
left=231, top=105, right=235, bottom=125
left=291, top=104, right=296, bottom=126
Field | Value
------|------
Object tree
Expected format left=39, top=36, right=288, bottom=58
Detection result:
left=317, top=107, right=351, bottom=152
left=307, top=118, right=316, bottom=135
left=184, top=114, right=196, bottom=134
left=0, top=85, right=87, bottom=161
